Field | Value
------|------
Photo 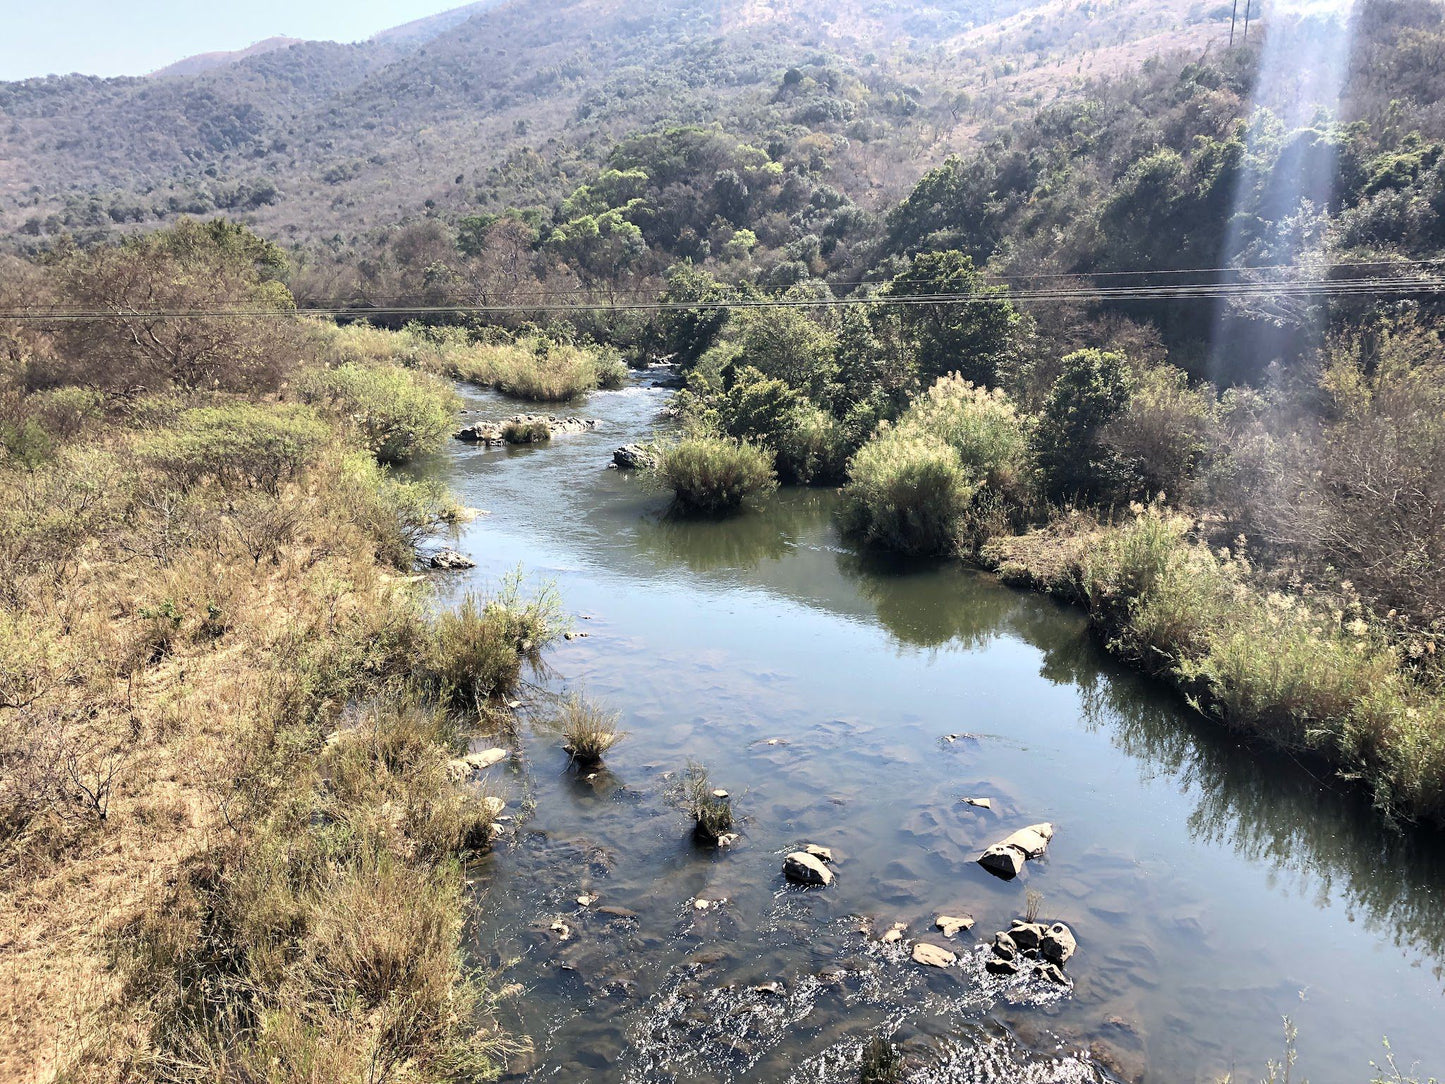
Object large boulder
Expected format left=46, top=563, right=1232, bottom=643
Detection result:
left=1000, top=823, right=1054, bottom=859
left=978, top=822, right=1055, bottom=878
left=783, top=851, right=834, bottom=886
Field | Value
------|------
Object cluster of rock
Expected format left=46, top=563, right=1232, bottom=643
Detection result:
left=977, top=822, right=1054, bottom=879
left=610, top=444, right=657, bottom=470
left=454, top=415, right=600, bottom=445
left=985, top=918, right=1077, bottom=985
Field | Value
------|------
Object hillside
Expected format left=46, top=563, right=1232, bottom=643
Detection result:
left=0, top=0, right=1231, bottom=243
left=147, top=36, right=307, bottom=79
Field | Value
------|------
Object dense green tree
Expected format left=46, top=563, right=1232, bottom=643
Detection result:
left=1033, top=349, right=1134, bottom=500
left=882, top=251, right=1024, bottom=386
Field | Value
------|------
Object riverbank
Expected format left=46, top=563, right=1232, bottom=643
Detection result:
left=0, top=383, right=551, bottom=1080
left=978, top=506, right=1445, bottom=827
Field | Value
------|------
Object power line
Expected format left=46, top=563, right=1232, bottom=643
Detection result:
left=2, top=273, right=1440, bottom=322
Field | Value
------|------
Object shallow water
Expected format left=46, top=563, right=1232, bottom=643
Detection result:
left=432, top=376, right=1445, bottom=1084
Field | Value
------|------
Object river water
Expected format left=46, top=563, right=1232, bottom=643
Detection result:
left=430, top=375, right=1445, bottom=1084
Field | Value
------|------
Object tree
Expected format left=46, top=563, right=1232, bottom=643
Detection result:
left=1033, top=349, right=1134, bottom=500
left=50, top=218, right=301, bottom=393
left=883, top=251, right=1024, bottom=386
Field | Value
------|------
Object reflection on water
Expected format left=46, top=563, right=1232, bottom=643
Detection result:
left=438, top=381, right=1445, bottom=1084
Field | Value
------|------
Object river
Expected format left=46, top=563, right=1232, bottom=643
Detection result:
left=427, top=374, right=1445, bottom=1084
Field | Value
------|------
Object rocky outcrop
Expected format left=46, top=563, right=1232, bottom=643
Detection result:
left=455, top=415, right=599, bottom=445
left=783, top=850, right=833, bottom=886
left=977, top=822, right=1054, bottom=879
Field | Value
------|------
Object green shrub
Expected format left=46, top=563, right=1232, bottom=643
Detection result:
left=655, top=435, right=777, bottom=514
left=1078, top=505, right=1445, bottom=822
left=136, top=403, right=330, bottom=494
left=326, top=452, right=457, bottom=569
left=843, top=432, right=975, bottom=555
left=298, top=363, right=459, bottom=464
left=842, top=376, right=1030, bottom=554
left=595, top=352, right=629, bottom=390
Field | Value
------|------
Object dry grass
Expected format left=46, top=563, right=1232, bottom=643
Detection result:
left=554, top=693, right=624, bottom=765
left=0, top=387, right=535, bottom=1082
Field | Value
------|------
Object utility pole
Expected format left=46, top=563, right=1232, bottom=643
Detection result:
left=1230, top=0, right=1239, bottom=46
left=1243, top=0, right=1251, bottom=42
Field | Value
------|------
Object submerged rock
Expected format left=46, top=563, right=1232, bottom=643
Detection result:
left=911, top=942, right=957, bottom=968
left=483, top=796, right=506, bottom=817
left=935, top=914, right=975, bottom=937
left=428, top=549, right=476, bottom=570
left=783, top=851, right=834, bottom=886
left=1036, top=961, right=1070, bottom=985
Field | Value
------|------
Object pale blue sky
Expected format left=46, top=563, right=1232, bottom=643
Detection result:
left=0, top=1, right=463, bottom=81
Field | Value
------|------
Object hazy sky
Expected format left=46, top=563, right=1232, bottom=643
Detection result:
left=0, top=1, right=462, bottom=81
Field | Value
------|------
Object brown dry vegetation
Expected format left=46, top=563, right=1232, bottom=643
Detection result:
left=0, top=224, right=558, bottom=1082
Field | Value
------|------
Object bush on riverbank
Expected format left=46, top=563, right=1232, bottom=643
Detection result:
left=995, top=505, right=1445, bottom=823
left=655, top=434, right=778, bottom=514
left=843, top=376, right=1031, bottom=555
left=297, top=362, right=459, bottom=463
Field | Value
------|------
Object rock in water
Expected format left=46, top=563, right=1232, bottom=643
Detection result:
left=961, top=797, right=992, bottom=809
left=1007, top=921, right=1046, bottom=953
left=1036, top=962, right=1070, bottom=985
left=979, top=822, right=1055, bottom=878
left=880, top=922, right=907, bottom=945
left=986, top=955, right=1020, bottom=976
left=911, top=942, right=957, bottom=968
left=804, top=844, right=833, bottom=862
left=464, top=748, right=509, bottom=771
left=935, top=914, right=974, bottom=937
left=483, top=796, right=506, bottom=817
left=1039, top=922, right=1077, bottom=965
left=783, top=851, right=834, bottom=886
left=978, top=843, right=1026, bottom=879
left=428, top=549, right=476, bottom=570
left=611, top=444, right=656, bottom=470
left=1000, top=822, right=1054, bottom=859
